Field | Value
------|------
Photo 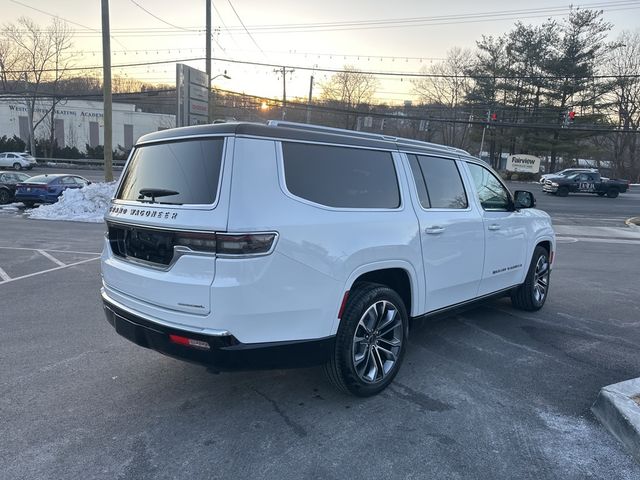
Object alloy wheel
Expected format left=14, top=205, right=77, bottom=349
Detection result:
left=352, top=300, right=403, bottom=384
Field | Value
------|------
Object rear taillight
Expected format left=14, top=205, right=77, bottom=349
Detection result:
left=174, top=232, right=277, bottom=256
left=216, top=233, right=277, bottom=256
left=174, top=232, right=217, bottom=253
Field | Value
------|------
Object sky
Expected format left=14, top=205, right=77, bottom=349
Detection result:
left=2, top=0, right=639, bottom=104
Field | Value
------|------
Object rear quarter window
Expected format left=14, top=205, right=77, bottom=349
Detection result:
left=117, top=138, right=224, bottom=205
left=282, top=142, right=400, bottom=209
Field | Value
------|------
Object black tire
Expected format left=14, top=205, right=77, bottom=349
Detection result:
left=557, top=186, right=569, bottom=197
left=597, top=192, right=605, bottom=197
left=324, top=283, right=409, bottom=397
left=511, top=246, right=551, bottom=311
left=606, top=188, right=619, bottom=198
left=0, top=188, right=10, bottom=204
left=23, top=201, right=35, bottom=208
left=13, top=162, right=22, bottom=171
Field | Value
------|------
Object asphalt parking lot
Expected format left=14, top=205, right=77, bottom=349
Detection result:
left=1, top=184, right=640, bottom=479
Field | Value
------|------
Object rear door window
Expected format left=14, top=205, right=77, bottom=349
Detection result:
left=116, top=138, right=225, bottom=205
left=282, top=142, right=400, bottom=209
left=408, top=154, right=468, bottom=209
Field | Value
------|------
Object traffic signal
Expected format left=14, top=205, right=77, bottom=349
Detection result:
left=562, top=110, right=575, bottom=127
left=490, top=112, right=498, bottom=121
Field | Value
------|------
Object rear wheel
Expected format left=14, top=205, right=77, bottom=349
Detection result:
left=23, top=201, right=35, bottom=208
left=511, top=246, right=551, bottom=311
left=607, top=188, right=619, bottom=198
left=13, top=162, right=22, bottom=171
left=557, top=186, right=569, bottom=197
left=0, top=189, right=10, bottom=204
left=324, top=283, right=408, bottom=397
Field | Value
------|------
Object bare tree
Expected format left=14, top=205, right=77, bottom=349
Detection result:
left=3, top=17, right=74, bottom=156
left=320, top=65, right=378, bottom=129
left=412, top=48, right=473, bottom=148
left=602, top=30, right=640, bottom=180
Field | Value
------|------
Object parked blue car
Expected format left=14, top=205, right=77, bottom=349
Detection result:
left=15, top=174, right=91, bottom=208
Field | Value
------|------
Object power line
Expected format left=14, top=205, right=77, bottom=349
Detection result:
left=9, top=0, right=129, bottom=51
left=226, top=0, right=266, bottom=57
left=2, top=56, right=640, bottom=81
left=128, top=0, right=191, bottom=31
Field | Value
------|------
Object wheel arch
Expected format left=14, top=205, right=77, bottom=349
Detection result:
left=332, top=261, right=420, bottom=335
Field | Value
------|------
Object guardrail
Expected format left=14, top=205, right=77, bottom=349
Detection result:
left=35, top=157, right=126, bottom=169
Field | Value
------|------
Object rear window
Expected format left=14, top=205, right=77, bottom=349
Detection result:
left=282, top=142, right=400, bottom=209
left=116, top=138, right=224, bottom=205
left=22, top=175, right=51, bottom=183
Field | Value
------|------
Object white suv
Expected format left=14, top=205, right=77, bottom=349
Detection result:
left=101, top=121, right=555, bottom=396
left=0, top=152, right=37, bottom=170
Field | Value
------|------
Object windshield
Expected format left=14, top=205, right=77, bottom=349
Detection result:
left=116, top=138, right=224, bottom=205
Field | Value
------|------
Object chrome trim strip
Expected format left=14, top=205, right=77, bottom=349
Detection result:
left=101, top=288, right=232, bottom=337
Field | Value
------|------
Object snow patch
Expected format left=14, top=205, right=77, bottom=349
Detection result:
left=0, top=202, right=23, bottom=212
left=27, top=182, right=116, bottom=223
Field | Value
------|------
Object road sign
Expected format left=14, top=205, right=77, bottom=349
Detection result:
left=176, top=64, right=210, bottom=127
left=506, top=154, right=541, bottom=174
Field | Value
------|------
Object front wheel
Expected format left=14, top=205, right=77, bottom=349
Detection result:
left=511, top=246, right=551, bottom=311
left=557, top=186, right=569, bottom=197
left=324, top=284, right=408, bottom=397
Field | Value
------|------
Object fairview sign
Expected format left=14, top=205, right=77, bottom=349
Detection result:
left=506, top=154, right=541, bottom=174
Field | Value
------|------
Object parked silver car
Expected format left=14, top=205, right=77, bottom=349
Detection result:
left=0, top=152, right=37, bottom=170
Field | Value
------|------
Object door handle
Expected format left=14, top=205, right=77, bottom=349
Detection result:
left=488, top=224, right=501, bottom=231
left=425, top=226, right=445, bottom=234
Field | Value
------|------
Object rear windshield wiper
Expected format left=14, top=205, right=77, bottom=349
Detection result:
left=138, top=188, right=180, bottom=204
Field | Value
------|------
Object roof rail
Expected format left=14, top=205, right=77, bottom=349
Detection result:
left=266, top=120, right=392, bottom=142
left=266, top=120, right=470, bottom=156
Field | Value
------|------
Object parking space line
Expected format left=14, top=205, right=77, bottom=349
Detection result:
left=0, top=246, right=101, bottom=255
left=0, top=257, right=99, bottom=286
left=0, top=266, right=10, bottom=281
left=37, top=249, right=66, bottom=267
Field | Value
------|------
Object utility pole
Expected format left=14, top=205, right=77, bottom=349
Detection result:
left=206, top=0, right=212, bottom=122
left=479, top=110, right=489, bottom=161
left=23, top=73, right=36, bottom=157
left=305, top=74, right=314, bottom=124
left=274, top=67, right=294, bottom=120
left=101, top=0, right=113, bottom=182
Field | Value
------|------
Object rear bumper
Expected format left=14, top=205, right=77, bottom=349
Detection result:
left=15, top=193, right=55, bottom=203
left=102, top=292, right=335, bottom=371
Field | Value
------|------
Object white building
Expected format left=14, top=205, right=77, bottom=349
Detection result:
left=0, top=99, right=175, bottom=153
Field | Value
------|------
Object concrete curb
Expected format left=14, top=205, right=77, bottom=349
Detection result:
left=625, top=217, right=640, bottom=231
left=592, top=377, right=640, bottom=463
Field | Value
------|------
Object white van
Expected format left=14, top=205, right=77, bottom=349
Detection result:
left=101, top=121, right=555, bottom=396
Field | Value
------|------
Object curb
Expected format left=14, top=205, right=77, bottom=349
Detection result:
left=625, top=217, right=640, bottom=231
left=592, top=377, right=640, bottom=463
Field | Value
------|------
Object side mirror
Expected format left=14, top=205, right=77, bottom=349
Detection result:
left=514, top=190, right=536, bottom=209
